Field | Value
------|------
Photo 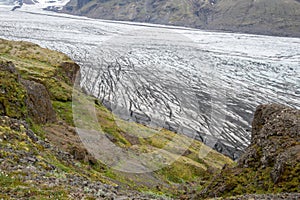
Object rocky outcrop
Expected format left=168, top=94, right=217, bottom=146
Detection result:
left=0, top=42, right=81, bottom=124
left=194, top=104, right=300, bottom=199
left=0, top=60, right=56, bottom=124
left=0, top=60, right=17, bottom=74
left=59, top=61, right=81, bottom=85
left=239, top=104, right=300, bottom=178
left=21, top=79, right=56, bottom=124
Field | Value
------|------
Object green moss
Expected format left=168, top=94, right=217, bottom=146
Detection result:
left=278, top=162, right=300, bottom=192
left=0, top=70, right=28, bottom=119
left=93, top=103, right=131, bottom=147
left=158, top=160, right=206, bottom=184
left=43, top=79, right=72, bottom=102
left=0, top=182, right=69, bottom=199
left=52, top=101, right=74, bottom=125
left=204, top=162, right=300, bottom=198
left=25, top=117, right=46, bottom=139
left=0, top=39, right=71, bottom=67
left=0, top=172, right=27, bottom=188
left=44, top=153, right=73, bottom=173
left=104, top=169, right=117, bottom=179
left=0, top=39, right=73, bottom=105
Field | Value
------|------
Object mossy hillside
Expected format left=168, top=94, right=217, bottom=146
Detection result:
left=0, top=39, right=118, bottom=198
left=73, top=93, right=233, bottom=195
left=0, top=64, right=27, bottom=119
left=198, top=160, right=300, bottom=198
left=0, top=38, right=233, bottom=197
left=0, top=116, right=116, bottom=199
left=0, top=39, right=74, bottom=102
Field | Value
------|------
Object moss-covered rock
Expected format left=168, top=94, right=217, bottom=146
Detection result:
left=0, top=61, right=27, bottom=119
left=195, top=104, right=300, bottom=199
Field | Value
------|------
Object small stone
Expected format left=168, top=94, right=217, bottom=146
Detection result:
left=83, top=181, right=88, bottom=186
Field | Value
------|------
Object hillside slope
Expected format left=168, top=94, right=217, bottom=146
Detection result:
left=63, top=0, right=211, bottom=27
left=62, top=0, right=300, bottom=37
left=0, top=38, right=233, bottom=198
left=207, top=0, right=300, bottom=37
left=1, top=39, right=299, bottom=199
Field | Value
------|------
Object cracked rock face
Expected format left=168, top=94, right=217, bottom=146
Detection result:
left=0, top=8, right=299, bottom=158
left=21, top=79, right=56, bottom=124
left=238, top=104, right=300, bottom=182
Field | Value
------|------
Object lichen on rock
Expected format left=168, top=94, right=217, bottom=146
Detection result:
left=239, top=104, right=300, bottom=173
